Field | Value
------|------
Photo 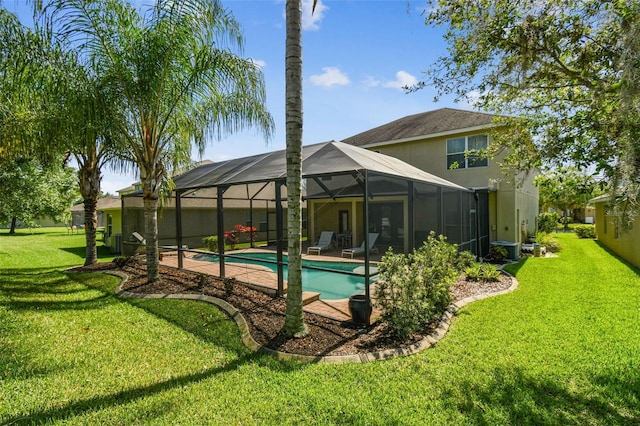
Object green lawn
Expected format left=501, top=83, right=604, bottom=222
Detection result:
left=1, top=228, right=639, bottom=424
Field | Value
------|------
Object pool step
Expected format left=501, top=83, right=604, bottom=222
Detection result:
left=302, top=291, right=321, bottom=305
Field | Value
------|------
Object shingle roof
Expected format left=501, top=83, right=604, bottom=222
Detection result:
left=72, top=196, right=121, bottom=212
left=341, top=108, right=498, bottom=147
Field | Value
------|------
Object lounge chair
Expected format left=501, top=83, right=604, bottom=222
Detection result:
left=132, top=231, right=146, bottom=245
left=307, top=231, right=335, bottom=255
left=341, top=233, right=379, bottom=258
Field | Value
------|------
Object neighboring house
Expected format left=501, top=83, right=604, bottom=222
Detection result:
left=571, top=206, right=596, bottom=224
left=70, top=198, right=115, bottom=228
left=341, top=108, right=539, bottom=255
left=590, top=195, right=640, bottom=269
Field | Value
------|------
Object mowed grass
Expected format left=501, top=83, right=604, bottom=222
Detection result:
left=1, top=228, right=639, bottom=424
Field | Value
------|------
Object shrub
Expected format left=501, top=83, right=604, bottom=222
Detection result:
left=202, top=235, right=219, bottom=252
left=574, top=225, right=596, bottom=239
left=374, top=233, right=460, bottom=339
left=113, top=257, right=129, bottom=268
left=485, top=245, right=508, bottom=263
left=537, top=232, right=562, bottom=252
left=456, top=250, right=477, bottom=272
left=465, top=262, right=501, bottom=282
left=559, top=215, right=572, bottom=231
left=538, top=212, right=559, bottom=233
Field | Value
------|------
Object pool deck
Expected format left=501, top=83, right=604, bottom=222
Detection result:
left=159, top=247, right=381, bottom=322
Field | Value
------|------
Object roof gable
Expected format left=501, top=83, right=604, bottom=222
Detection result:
left=341, top=108, right=498, bottom=147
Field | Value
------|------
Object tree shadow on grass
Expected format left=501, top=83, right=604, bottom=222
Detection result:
left=59, top=245, right=115, bottom=260
left=450, top=366, right=639, bottom=424
left=502, top=257, right=528, bottom=277
left=1, top=270, right=312, bottom=424
left=1, top=352, right=271, bottom=425
left=0, top=272, right=118, bottom=312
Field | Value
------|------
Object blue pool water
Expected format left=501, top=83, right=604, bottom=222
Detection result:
left=192, top=252, right=378, bottom=300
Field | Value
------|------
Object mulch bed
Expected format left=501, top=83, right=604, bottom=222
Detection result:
left=71, top=259, right=513, bottom=357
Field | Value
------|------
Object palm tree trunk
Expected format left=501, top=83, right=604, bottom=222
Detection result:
left=282, top=0, right=308, bottom=337
left=142, top=180, right=160, bottom=283
left=83, top=199, right=98, bottom=265
left=78, top=164, right=101, bottom=265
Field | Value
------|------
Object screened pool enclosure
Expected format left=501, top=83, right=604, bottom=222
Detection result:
left=122, top=141, right=486, bottom=316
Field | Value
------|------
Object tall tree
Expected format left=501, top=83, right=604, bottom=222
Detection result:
left=281, top=0, right=308, bottom=337
left=534, top=166, right=600, bottom=216
left=0, top=156, right=78, bottom=233
left=54, top=66, right=119, bottom=265
left=421, top=0, right=640, bottom=225
left=48, top=0, right=273, bottom=282
left=1, top=6, right=117, bottom=265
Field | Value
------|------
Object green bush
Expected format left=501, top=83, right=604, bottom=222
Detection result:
left=538, top=212, right=559, bottom=233
left=456, top=250, right=477, bottom=271
left=485, top=245, right=508, bottom=263
left=465, top=262, right=501, bottom=282
left=202, top=235, right=219, bottom=252
left=537, top=232, right=562, bottom=252
left=374, top=233, right=460, bottom=339
left=113, top=257, right=129, bottom=268
left=574, top=225, right=596, bottom=239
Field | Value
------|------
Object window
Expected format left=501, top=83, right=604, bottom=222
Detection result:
left=446, top=134, right=488, bottom=169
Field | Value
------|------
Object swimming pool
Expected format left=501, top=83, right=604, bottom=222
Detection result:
left=192, top=252, right=378, bottom=300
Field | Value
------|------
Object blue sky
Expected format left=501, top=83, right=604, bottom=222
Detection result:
left=5, top=0, right=476, bottom=194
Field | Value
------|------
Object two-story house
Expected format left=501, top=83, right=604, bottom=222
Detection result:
left=341, top=108, right=539, bottom=257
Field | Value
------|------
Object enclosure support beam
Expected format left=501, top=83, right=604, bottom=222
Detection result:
left=217, top=186, right=228, bottom=278
left=275, top=181, right=284, bottom=297
left=363, top=170, right=371, bottom=327
left=312, top=176, right=336, bottom=199
left=475, top=191, right=481, bottom=259
left=249, top=199, right=254, bottom=248
left=408, top=181, right=415, bottom=251
left=176, top=190, right=184, bottom=269
left=437, top=186, right=443, bottom=235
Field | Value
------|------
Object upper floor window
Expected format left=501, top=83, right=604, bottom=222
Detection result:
left=446, top=134, right=488, bottom=169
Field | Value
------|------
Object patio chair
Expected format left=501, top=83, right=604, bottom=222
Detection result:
left=341, top=233, right=379, bottom=258
left=132, top=231, right=146, bottom=245
left=307, top=231, right=335, bottom=255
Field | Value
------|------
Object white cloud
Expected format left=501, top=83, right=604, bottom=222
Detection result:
left=250, top=58, right=266, bottom=69
left=362, top=76, right=381, bottom=88
left=381, top=71, right=418, bottom=90
left=309, top=67, right=350, bottom=88
left=302, top=0, right=327, bottom=31
left=462, top=90, right=488, bottom=108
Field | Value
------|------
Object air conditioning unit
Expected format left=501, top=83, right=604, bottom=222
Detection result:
left=112, top=234, right=122, bottom=254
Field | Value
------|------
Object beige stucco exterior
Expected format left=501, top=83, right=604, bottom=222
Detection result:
left=593, top=199, right=640, bottom=269
left=363, top=130, right=538, bottom=245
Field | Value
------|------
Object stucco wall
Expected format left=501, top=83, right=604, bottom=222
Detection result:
left=594, top=202, right=640, bottom=269
left=370, top=131, right=538, bottom=245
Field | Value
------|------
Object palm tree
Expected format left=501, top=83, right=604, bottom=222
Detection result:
left=48, top=0, right=273, bottom=282
left=281, top=0, right=308, bottom=337
left=1, top=6, right=117, bottom=265
left=58, top=67, right=119, bottom=265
